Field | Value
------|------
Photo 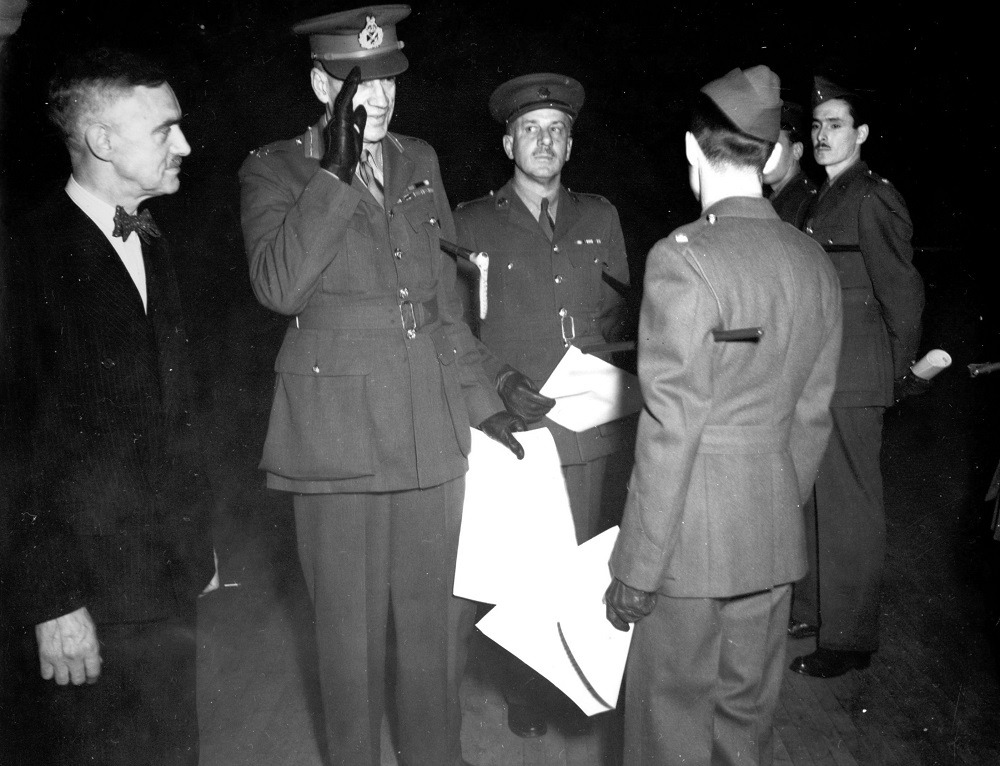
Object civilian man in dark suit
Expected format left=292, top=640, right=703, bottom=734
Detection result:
left=788, top=76, right=925, bottom=678
left=763, top=100, right=817, bottom=228
left=238, top=7, right=521, bottom=765
left=605, top=66, right=842, bottom=765
left=453, top=72, right=633, bottom=739
left=0, top=48, right=215, bottom=765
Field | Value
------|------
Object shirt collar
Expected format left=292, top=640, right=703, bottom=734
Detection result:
left=65, top=175, right=118, bottom=239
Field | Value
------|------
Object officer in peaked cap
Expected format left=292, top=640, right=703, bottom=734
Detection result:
left=788, top=71, right=925, bottom=681
left=239, top=5, right=522, bottom=766
left=764, top=99, right=818, bottom=228
left=454, top=70, right=632, bottom=741
left=487, top=72, right=586, bottom=125
left=606, top=64, right=842, bottom=764
left=292, top=4, right=410, bottom=80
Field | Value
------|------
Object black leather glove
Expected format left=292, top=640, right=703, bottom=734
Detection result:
left=321, top=66, right=367, bottom=183
left=496, top=364, right=556, bottom=424
left=893, top=371, right=931, bottom=404
left=478, top=411, right=527, bottom=460
left=604, top=577, right=657, bottom=632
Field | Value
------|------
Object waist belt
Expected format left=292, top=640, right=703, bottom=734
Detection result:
left=698, top=425, right=789, bottom=454
left=295, top=297, right=439, bottom=338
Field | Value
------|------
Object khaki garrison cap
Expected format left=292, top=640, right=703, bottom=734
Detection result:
left=812, top=74, right=858, bottom=108
left=293, top=5, right=410, bottom=79
left=701, top=65, right=782, bottom=143
left=489, top=73, right=585, bottom=125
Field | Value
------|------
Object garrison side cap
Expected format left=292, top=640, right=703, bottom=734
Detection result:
left=812, top=74, right=858, bottom=108
left=780, top=100, right=807, bottom=140
left=292, top=4, right=410, bottom=80
left=489, top=73, right=585, bottom=125
left=701, top=65, right=782, bottom=143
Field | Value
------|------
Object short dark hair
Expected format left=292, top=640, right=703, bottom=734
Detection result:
left=838, top=93, right=866, bottom=128
left=690, top=92, right=774, bottom=173
left=47, top=47, right=168, bottom=152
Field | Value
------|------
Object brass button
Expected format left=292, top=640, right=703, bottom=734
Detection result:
left=399, top=287, right=409, bottom=299
left=406, top=329, right=416, bottom=340
left=558, top=307, right=568, bottom=318
left=554, top=275, right=564, bottom=284
left=393, top=248, right=403, bottom=260
left=552, top=244, right=560, bottom=252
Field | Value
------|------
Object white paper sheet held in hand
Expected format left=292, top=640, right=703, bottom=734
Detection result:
left=453, top=428, right=577, bottom=605
left=539, top=345, right=644, bottom=432
left=476, top=527, right=632, bottom=716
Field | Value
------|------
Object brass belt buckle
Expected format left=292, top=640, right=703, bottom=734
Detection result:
left=400, top=301, right=417, bottom=340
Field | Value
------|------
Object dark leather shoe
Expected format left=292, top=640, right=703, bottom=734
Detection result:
left=507, top=702, right=547, bottom=738
left=787, top=620, right=819, bottom=639
left=790, top=648, right=871, bottom=678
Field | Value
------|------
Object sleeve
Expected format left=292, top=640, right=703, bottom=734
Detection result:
left=598, top=204, right=633, bottom=343
left=859, top=184, right=925, bottom=378
left=453, top=205, right=506, bottom=385
left=432, top=169, right=504, bottom=426
left=239, top=151, right=363, bottom=316
left=788, top=265, right=843, bottom=502
left=3, top=236, right=91, bottom=626
left=609, top=240, right=716, bottom=591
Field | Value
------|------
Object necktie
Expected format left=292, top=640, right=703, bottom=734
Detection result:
left=358, top=150, right=385, bottom=209
left=112, top=206, right=161, bottom=244
left=539, top=197, right=555, bottom=241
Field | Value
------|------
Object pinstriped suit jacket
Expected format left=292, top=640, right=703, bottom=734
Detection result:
left=4, top=189, right=214, bottom=627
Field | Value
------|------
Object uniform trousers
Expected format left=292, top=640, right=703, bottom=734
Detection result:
left=294, top=477, right=474, bottom=766
left=790, top=406, right=885, bottom=651
left=0, top=609, right=199, bottom=766
left=623, top=585, right=791, bottom=766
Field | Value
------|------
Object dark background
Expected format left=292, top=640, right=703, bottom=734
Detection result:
left=1, top=0, right=997, bottom=474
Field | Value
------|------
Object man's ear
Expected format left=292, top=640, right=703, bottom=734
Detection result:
left=684, top=131, right=702, bottom=168
left=310, top=66, right=332, bottom=106
left=791, top=141, right=804, bottom=162
left=762, top=141, right=783, bottom=176
left=502, top=133, right=514, bottom=161
left=83, top=123, right=113, bottom=162
left=856, top=123, right=869, bottom=145
left=564, top=134, right=573, bottom=163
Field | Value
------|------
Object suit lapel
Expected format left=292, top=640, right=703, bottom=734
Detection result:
left=554, top=186, right=581, bottom=240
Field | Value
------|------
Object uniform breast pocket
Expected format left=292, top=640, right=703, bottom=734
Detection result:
left=321, top=217, right=379, bottom=295
left=261, top=336, right=376, bottom=481
left=564, top=240, right=607, bottom=303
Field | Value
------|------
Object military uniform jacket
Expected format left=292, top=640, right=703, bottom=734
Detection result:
left=610, top=197, right=843, bottom=598
left=804, top=160, right=924, bottom=408
left=4, top=189, right=215, bottom=627
left=769, top=170, right=818, bottom=229
left=240, top=124, right=502, bottom=494
left=454, top=180, right=632, bottom=465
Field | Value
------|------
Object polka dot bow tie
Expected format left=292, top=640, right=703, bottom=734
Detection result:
left=112, top=205, right=162, bottom=244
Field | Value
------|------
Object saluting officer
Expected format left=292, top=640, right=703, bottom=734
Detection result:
left=453, top=73, right=633, bottom=739
left=238, top=6, right=522, bottom=765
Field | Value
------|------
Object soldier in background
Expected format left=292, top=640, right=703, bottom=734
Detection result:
left=788, top=75, right=926, bottom=679
left=763, top=100, right=817, bottom=228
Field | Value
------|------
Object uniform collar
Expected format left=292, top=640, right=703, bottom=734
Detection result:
left=702, top=195, right=780, bottom=221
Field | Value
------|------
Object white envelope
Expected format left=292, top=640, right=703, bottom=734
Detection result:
left=475, top=528, right=632, bottom=716
left=539, top=345, right=644, bottom=432
left=454, top=428, right=577, bottom=605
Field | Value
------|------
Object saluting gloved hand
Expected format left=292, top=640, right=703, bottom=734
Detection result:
left=496, top=364, right=556, bottom=424
left=321, top=65, right=367, bottom=184
left=604, top=577, right=657, bottom=632
left=893, top=371, right=931, bottom=404
left=478, top=411, right=527, bottom=460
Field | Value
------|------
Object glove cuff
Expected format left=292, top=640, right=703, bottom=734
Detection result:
left=495, top=364, right=519, bottom=394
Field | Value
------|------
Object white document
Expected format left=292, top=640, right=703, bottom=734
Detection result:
left=539, top=345, right=644, bottom=432
left=454, top=428, right=577, bottom=605
left=476, top=527, right=632, bottom=716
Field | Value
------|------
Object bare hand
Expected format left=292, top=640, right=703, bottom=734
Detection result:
left=36, top=606, right=102, bottom=685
